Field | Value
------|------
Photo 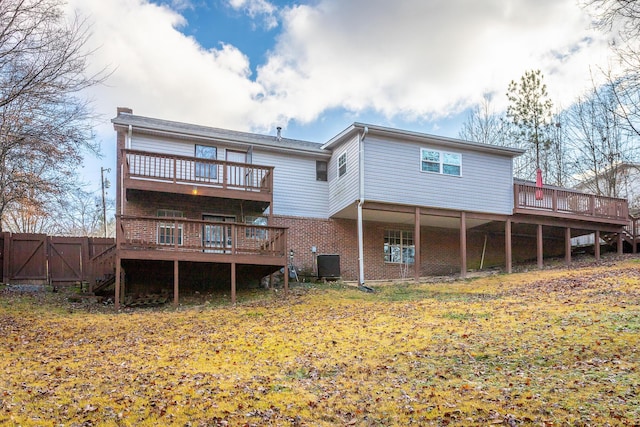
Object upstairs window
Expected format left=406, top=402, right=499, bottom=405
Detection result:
left=316, top=160, right=328, bottom=181
left=420, top=148, right=461, bottom=176
left=338, top=153, right=347, bottom=178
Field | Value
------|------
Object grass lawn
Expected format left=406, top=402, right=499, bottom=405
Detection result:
left=1, top=258, right=639, bottom=426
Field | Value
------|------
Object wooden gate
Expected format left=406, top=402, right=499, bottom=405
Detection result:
left=48, top=237, right=87, bottom=285
left=8, top=234, right=48, bottom=283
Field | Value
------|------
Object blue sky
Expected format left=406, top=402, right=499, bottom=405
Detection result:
left=66, top=0, right=619, bottom=195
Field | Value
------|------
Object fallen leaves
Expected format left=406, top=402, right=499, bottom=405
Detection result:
left=1, top=259, right=639, bottom=425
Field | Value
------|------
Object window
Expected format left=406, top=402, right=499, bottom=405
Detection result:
left=245, top=216, right=268, bottom=239
left=338, top=153, right=347, bottom=177
left=157, top=209, right=183, bottom=245
left=384, top=230, right=415, bottom=264
left=195, top=144, right=217, bottom=180
left=442, top=152, right=461, bottom=176
left=316, top=160, right=328, bottom=181
left=420, top=148, right=461, bottom=176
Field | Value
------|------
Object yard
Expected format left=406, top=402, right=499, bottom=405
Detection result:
left=1, top=258, right=639, bottom=426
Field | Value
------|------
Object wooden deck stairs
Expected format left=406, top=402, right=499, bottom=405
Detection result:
left=90, top=244, right=117, bottom=294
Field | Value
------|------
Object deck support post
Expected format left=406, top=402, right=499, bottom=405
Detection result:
left=505, top=219, right=512, bottom=274
left=115, top=256, right=121, bottom=310
left=595, top=230, right=601, bottom=261
left=231, top=262, right=236, bottom=305
left=460, top=212, right=467, bottom=278
left=537, top=224, right=544, bottom=269
left=618, top=232, right=624, bottom=255
left=565, top=227, right=572, bottom=265
left=173, top=259, right=179, bottom=306
left=414, top=207, right=421, bottom=282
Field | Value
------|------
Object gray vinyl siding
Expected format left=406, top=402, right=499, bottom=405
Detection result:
left=328, top=135, right=360, bottom=216
left=131, top=135, right=233, bottom=160
left=130, top=135, right=194, bottom=157
left=363, top=136, right=514, bottom=214
left=252, top=151, right=329, bottom=218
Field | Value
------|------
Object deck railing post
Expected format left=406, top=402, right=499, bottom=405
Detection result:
left=173, top=157, right=177, bottom=184
left=232, top=224, right=236, bottom=254
left=174, top=218, right=178, bottom=249
left=552, top=189, right=557, bottom=212
left=513, top=184, right=519, bottom=210
left=590, top=195, right=596, bottom=216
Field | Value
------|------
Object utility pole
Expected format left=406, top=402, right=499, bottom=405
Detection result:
left=101, top=167, right=111, bottom=237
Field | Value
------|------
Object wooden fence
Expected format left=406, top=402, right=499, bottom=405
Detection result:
left=0, top=233, right=114, bottom=285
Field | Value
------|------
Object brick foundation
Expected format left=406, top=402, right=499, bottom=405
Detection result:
left=273, top=215, right=565, bottom=281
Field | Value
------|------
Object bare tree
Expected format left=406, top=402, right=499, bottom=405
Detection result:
left=564, top=83, right=637, bottom=198
left=547, top=112, right=568, bottom=187
left=459, top=95, right=510, bottom=145
left=0, top=0, right=104, bottom=231
left=584, top=0, right=640, bottom=137
left=54, top=187, right=114, bottom=236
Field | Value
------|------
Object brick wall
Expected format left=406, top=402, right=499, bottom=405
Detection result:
left=272, top=215, right=565, bottom=281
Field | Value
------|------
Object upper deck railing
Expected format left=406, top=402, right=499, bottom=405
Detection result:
left=122, top=149, right=274, bottom=194
left=514, top=182, right=629, bottom=223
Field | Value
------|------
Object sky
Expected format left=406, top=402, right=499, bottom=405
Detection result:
left=64, top=0, right=620, bottom=193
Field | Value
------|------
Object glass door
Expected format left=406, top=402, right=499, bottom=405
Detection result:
left=195, top=145, right=217, bottom=182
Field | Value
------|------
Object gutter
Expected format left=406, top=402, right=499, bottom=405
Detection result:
left=357, top=126, right=368, bottom=286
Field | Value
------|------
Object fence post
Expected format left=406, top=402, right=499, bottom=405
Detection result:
left=2, top=232, right=10, bottom=284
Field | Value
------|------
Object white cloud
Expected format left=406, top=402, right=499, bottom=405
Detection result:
left=69, top=0, right=620, bottom=146
left=227, top=0, right=278, bottom=30
left=69, top=0, right=264, bottom=130
left=255, top=0, right=617, bottom=125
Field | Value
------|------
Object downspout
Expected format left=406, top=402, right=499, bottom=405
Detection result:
left=357, top=126, right=368, bottom=286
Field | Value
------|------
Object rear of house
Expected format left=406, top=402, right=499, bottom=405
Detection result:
left=107, top=109, right=630, bottom=307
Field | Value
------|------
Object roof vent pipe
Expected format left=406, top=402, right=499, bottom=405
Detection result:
left=276, top=126, right=282, bottom=141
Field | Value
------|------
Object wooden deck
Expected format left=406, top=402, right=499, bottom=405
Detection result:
left=116, top=215, right=287, bottom=265
left=513, top=182, right=629, bottom=225
left=122, top=149, right=274, bottom=203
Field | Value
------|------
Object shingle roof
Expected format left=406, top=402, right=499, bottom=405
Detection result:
left=112, top=112, right=327, bottom=155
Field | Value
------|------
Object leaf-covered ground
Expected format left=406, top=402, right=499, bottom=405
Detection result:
left=1, top=258, right=639, bottom=426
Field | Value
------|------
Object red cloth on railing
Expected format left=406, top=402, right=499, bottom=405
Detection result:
left=535, top=168, right=543, bottom=200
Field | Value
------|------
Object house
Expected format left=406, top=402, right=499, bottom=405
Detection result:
left=105, top=108, right=630, bottom=309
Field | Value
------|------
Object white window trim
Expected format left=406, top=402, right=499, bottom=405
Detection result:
left=384, top=229, right=415, bottom=264
left=420, top=148, right=462, bottom=177
left=157, top=209, right=184, bottom=246
left=338, top=152, right=347, bottom=178
left=157, top=223, right=183, bottom=246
